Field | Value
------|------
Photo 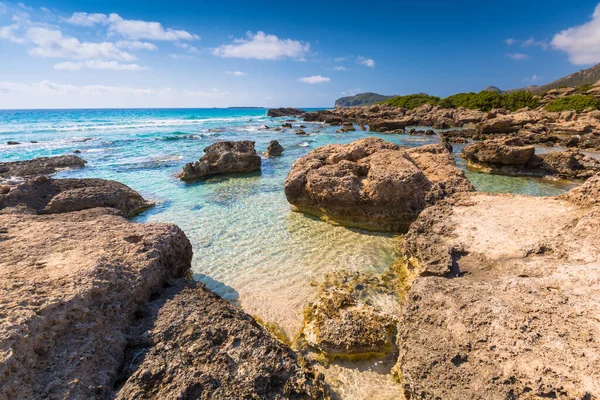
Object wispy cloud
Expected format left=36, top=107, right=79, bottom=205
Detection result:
left=298, top=75, right=330, bottom=84
left=63, top=12, right=107, bottom=27
left=504, top=38, right=515, bottom=45
left=552, top=3, right=600, bottom=64
left=357, top=56, right=375, bottom=67
left=506, top=52, right=529, bottom=60
left=54, top=60, right=147, bottom=71
left=174, top=42, right=198, bottom=53
left=115, top=40, right=157, bottom=51
left=522, top=37, right=548, bottom=50
left=226, top=70, right=247, bottom=76
left=213, top=31, right=309, bottom=60
left=523, top=74, right=541, bottom=83
left=334, top=66, right=347, bottom=71
left=341, top=88, right=362, bottom=96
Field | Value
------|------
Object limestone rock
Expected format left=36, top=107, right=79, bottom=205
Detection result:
left=0, top=155, right=86, bottom=178
left=462, top=138, right=535, bottom=165
left=178, top=141, right=261, bottom=181
left=267, top=107, right=306, bottom=117
left=284, top=138, right=473, bottom=232
left=265, top=140, right=284, bottom=157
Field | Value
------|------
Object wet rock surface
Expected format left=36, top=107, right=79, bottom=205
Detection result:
left=266, top=140, right=284, bottom=157
left=396, top=177, right=600, bottom=399
left=0, top=155, right=86, bottom=178
left=0, top=176, right=154, bottom=216
left=284, top=138, right=473, bottom=232
left=178, top=140, right=261, bottom=181
left=116, top=279, right=328, bottom=400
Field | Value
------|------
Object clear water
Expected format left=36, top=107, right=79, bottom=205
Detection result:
left=0, top=108, right=579, bottom=399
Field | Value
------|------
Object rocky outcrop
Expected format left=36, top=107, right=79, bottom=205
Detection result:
left=265, top=140, right=284, bottom=157
left=267, top=108, right=306, bottom=117
left=0, top=155, right=86, bottom=178
left=116, top=279, right=327, bottom=399
left=462, top=138, right=535, bottom=165
left=178, top=141, right=261, bottom=181
left=0, top=176, right=154, bottom=216
left=396, top=178, right=600, bottom=399
left=284, top=138, right=473, bottom=232
left=0, top=209, right=193, bottom=400
left=463, top=138, right=600, bottom=180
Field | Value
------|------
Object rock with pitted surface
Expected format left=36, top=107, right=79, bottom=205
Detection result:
left=462, top=137, right=535, bottom=165
left=0, top=209, right=193, bottom=400
left=0, top=155, right=86, bottom=178
left=284, top=138, right=473, bottom=232
left=178, top=141, right=261, bottom=181
left=463, top=138, right=600, bottom=180
left=116, top=279, right=328, bottom=400
left=0, top=176, right=154, bottom=216
left=267, top=107, right=306, bottom=117
left=396, top=178, right=600, bottom=399
left=266, top=140, right=284, bottom=157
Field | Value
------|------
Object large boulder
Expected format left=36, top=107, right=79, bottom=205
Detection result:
left=265, top=140, right=284, bottom=157
left=267, top=107, right=306, bottom=117
left=0, top=176, right=154, bottom=217
left=178, top=141, right=261, bottom=181
left=284, top=138, right=473, bottom=232
left=0, top=155, right=86, bottom=178
left=396, top=180, right=600, bottom=399
left=462, top=138, right=535, bottom=166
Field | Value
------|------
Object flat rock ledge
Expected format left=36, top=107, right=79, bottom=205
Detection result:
left=178, top=140, right=262, bottom=181
left=267, top=107, right=306, bottom=118
left=0, top=155, right=86, bottom=179
left=284, top=138, right=474, bottom=232
left=0, top=176, right=154, bottom=217
left=395, top=175, right=600, bottom=399
left=463, top=137, right=600, bottom=180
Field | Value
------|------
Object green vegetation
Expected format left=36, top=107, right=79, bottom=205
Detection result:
left=382, top=90, right=539, bottom=112
left=381, top=93, right=440, bottom=109
left=545, top=95, right=600, bottom=112
left=335, top=92, right=397, bottom=107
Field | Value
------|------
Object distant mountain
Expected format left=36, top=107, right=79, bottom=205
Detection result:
left=334, top=92, right=397, bottom=108
left=533, top=63, right=600, bottom=92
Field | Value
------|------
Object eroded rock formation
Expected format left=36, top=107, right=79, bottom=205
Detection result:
left=178, top=141, right=261, bottom=181
left=284, top=138, right=473, bottom=232
left=0, top=155, right=86, bottom=178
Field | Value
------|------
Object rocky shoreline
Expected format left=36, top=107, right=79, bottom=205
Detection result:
left=3, top=117, right=600, bottom=400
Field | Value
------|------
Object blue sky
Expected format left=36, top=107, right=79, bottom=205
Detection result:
left=1, top=0, right=600, bottom=108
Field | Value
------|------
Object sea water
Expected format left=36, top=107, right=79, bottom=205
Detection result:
left=0, top=108, right=578, bottom=399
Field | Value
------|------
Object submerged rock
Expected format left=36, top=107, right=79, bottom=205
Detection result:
left=396, top=178, right=600, bottom=399
left=284, top=138, right=473, bottom=232
left=178, top=141, right=261, bottom=181
left=0, top=155, right=86, bottom=178
left=0, top=176, right=154, bottom=217
left=116, top=279, right=328, bottom=399
left=265, top=140, right=284, bottom=157
left=267, top=107, right=306, bottom=117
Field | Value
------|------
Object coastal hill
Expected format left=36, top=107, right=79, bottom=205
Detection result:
left=334, top=92, right=396, bottom=108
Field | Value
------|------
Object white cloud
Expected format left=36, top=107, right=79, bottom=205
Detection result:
left=115, top=40, right=157, bottom=51
left=504, top=38, right=515, bottom=45
left=226, top=70, right=247, bottom=76
left=167, top=53, right=194, bottom=60
left=107, top=13, right=199, bottom=41
left=0, top=80, right=157, bottom=96
left=357, top=56, right=375, bottom=67
left=341, top=88, right=362, bottom=96
left=334, top=57, right=346, bottom=62
left=26, top=27, right=135, bottom=60
left=522, top=37, right=548, bottom=49
left=182, top=88, right=230, bottom=97
left=0, top=3, right=7, bottom=14
left=334, top=66, right=347, bottom=71
left=64, top=12, right=108, bottom=26
left=298, top=75, right=330, bottom=84
left=506, top=52, right=529, bottom=60
left=54, top=60, right=147, bottom=71
left=523, top=74, right=541, bottom=83
left=0, top=23, right=25, bottom=43
left=213, top=31, right=309, bottom=60
left=174, top=42, right=198, bottom=53
left=552, top=4, right=600, bottom=64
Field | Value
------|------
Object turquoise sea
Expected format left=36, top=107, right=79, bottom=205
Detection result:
left=0, top=108, right=579, bottom=399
